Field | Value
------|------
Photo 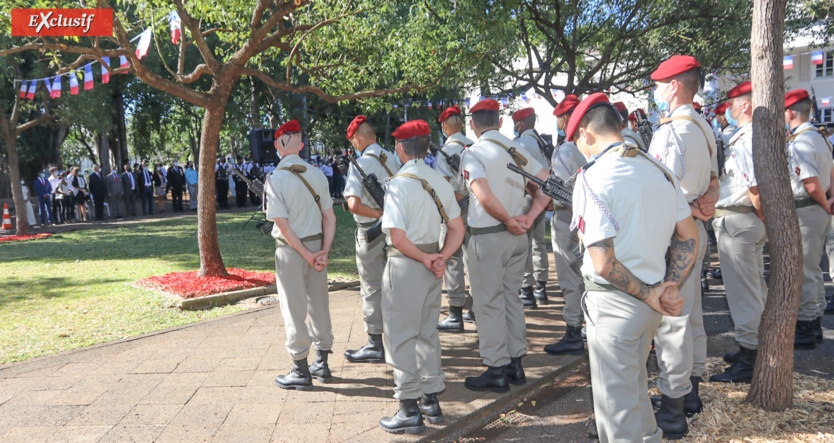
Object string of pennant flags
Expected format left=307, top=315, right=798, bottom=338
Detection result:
left=13, top=12, right=182, bottom=100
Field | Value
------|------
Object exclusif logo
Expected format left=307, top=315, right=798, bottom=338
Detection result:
left=11, top=9, right=114, bottom=37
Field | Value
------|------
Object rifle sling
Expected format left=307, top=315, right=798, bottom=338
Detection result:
left=788, top=127, right=834, bottom=152
left=395, top=173, right=449, bottom=223
left=659, top=115, right=714, bottom=157
left=483, top=138, right=528, bottom=168
left=365, top=152, right=395, bottom=177
left=279, top=165, right=322, bottom=212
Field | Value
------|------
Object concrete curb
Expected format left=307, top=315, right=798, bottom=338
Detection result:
left=419, top=355, right=589, bottom=443
left=177, top=280, right=361, bottom=310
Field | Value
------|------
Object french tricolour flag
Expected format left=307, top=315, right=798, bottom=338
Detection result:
left=26, top=81, right=36, bottom=99
left=783, top=56, right=794, bottom=70
left=823, top=97, right=831, bottom=106
left=51, top=76, right=62, bottom=98
left=101, top=57, right=111, bottom=83
left=120, top=55, right=129, bottom=72
left=135, top=29, right=152, bottom=59
left=19, top=81, right=27, bottom=98
left=84, top=65, right=94, bottom=90
left=812, top=52, right=824, bottom=65
left=44, top=79, right=52, bottom=97
left=69, top=71, right=79, bottom=95
left=170, top=12, right=182, bottom=44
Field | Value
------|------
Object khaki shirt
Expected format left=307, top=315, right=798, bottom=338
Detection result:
left=621, top=127, right=646, bottom=152
left=648, top=104, right=718, bottom=202
left=550, top=141, right=586, bottom=183
left=574, top=148, right=690, bottom=286
left=343, top=143, right=400, bottom=224
left=265, top=154, right=334, bottom=241
left=787, top=121, right=833, bottom=199
left=721, top=124, right=737, bottom=146
left=460, top=129, right=544, bottom=228
left=382, top=160, right=460, bottom=245
left=717, top=123, right=756, bottom=208
left=516, top=129, right=551, bottom=170
left=436, top=132, right=474, bottom=196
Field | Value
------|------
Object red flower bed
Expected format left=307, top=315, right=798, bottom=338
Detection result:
left=0, top=233, right=52, bottom=243
left=137, top=268, right=276, bottom=299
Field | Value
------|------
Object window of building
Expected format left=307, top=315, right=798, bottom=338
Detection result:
left=822, top=108, right=834, bottom=123
left=815, top=50, right=834, bottom=78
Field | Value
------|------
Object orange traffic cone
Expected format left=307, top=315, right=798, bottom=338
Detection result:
left=2, top=203, right=12, bottom=230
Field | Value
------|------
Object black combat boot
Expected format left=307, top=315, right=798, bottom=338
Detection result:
left=379, top=399, right=425, bottom=434
left=534, top=281, right=549, bottom=304
left=462, top=309, right=476, bottom=324
left=464, top=366, right=510, bottom=393
left=701, top=269, right=709, bottom=293
left=519, top=286, right=537, bottom=309
left=345, top=333, right=385, bottom=363
left=652, top=377, right=703, bottom=416
left=418, top=393, right=444, bottom=424
left=723, top=348, right=740, bottom=364
left=506, top=356, right=527, bottom=385
left=794, top=320, right=817, bottom=350
left=544, top=325, right=585, bottom=355
left=825, top=297, right=834, bottom=314
left=274, top=358, right=313, bottom=391
left=711, top=346, right=756, bottom=383
left=814, top=317, right=823, bottom=343
left=309, top=349, right=332, bottom=383
left=654, top=395, right=688, bottom=440
left=708, top=268, right=722, bottom=280
left=437, top=306, right=464, bottom=333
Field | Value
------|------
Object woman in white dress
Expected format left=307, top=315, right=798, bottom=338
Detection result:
left=20, top=180, right=37, bottom=227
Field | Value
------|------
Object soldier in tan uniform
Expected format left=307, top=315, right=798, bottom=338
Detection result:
left=615, top=102, right=647, bottom=152
left=435, top=105, right=475, bottom=332
left=543, top=95, right=588, bottom=355
left=646, top=56, right=718, bottom=432
left=784, top=89, right=833, bottom=349
left=343, top=116, right=400, bottom=363
left=377, top=120, right=465, bottom=434
left=513, top=107, right=552, bottom=307
left=459, top=99, right=551, bottom=392
left=266, top=120, right=337, bottom=391
left=566, top=93, right=698, bottom=442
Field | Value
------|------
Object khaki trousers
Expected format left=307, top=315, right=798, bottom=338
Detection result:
left=441, top=207, right=470, bottom=307
left=523, top=195, right=549, bottom=286
left=797, top=205, right=831, bottom=321
left=382, top=256, right=445, bottom=399
left=824, top=215, right=834, bottom=278
left=713, top=212, right=768, bottom=349
left=468, top=230, right=528, bottom=367
left=654, top=220, right=708, bottom=397
left=584, top=290, right=663, bottom=443
left=274, top=240, right=333, bottom=360
left=355, top=226, right=386, bottom=335
left=550, top=208, right=585, bottom=326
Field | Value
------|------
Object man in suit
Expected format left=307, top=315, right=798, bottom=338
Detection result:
left=88, top=164, right=108, bottom=221
left=138, top=162, right=154, bottom=215
left=167, top=160, right=186, bottom=212
left=121, top=164, right=138, bottom=217
left=105, top=168, right=124, bottom=219
left=33, top=170, right=53, bottom=226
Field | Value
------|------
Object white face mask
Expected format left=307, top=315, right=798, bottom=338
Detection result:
left=21, top=180, right=26, bottom=185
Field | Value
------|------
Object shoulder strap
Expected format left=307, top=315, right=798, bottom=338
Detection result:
left=659, top=115, right=714, bottom=157
left=445, top=139, right=466, bottom=149
left=623, top=134, right=642, bottom=146
left=279, top=165, right=322, bottom=212
left=788, top=127, right=834, bottom=153
left=483, top=138, right=528, bottom=168
left=395, top=172, right=449, bottom=223
left=625, top=147, right=676, bottom=188
left=365, top=152, right=395, bottom=177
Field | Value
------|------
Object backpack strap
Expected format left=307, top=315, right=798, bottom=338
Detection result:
left=365, top=152, right=395, bottom=177
left=394, top=173, right=449, bottom=223
left=279, top=164, right=322, bottom=211
left=659, top=115, right=714, bottom=157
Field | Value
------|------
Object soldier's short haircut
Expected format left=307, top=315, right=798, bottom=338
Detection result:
left=788, top=98, right=813, bottom=118
left=471, top=110, right=499, bottom=129
left=520, top=114, right=536, bottom=128
left=671, top=67, right=701, bottom=97
left=444, top=114, right=464, bottom=129
left=399, top=135, right=430, bottom=158
left=356, top=121, right=376, bottom=138
left=578, top=105, right=623, bottom=140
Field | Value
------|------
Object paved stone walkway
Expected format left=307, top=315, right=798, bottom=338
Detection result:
left=0, top=279, right=580, bottom=442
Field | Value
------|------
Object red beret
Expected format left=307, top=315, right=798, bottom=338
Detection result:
left=628, top=108, right=646, bottom=122
left=438, top=105, right=462, bottom=123
left=651, top=55, right=701, bottom=81
left=692, top=102, right=701, bottom=111
left=785, top=89, right=810, bottom=108
left=470, top=99, right=500, bottom=113
left=727, top=81, right=752, bottom=98
left=566, top=93, right=610, bottom=142
left=613, top=102, right=627, bottom=113
left=346, top=115, right=368, bottom=139
left=512, top=107, right=535, bottom=121
left=275, top=120, right=301, bottom=139
left=392, top=120, right=431, bottom=140
left=714, top=102, right=729, bottom=114
left=553, top=95, right=580, bottom=117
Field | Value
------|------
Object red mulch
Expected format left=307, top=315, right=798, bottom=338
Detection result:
left=0, top=233, right=52, bottom=243
left=137, top=268, right=276, bottom=299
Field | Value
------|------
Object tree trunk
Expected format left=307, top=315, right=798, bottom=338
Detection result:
left=113, top=92, right=129, bottom=165
left=196, top=102, right=229, bottom=277
left=249, top=77, right=261, bottom=130
left=746, top=0, right=801, bottom=411
left=3, top=132, right=29, bottom=235
left=97, top=133, right=111, bottom=175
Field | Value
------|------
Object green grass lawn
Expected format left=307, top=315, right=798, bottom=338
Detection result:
left=0, top=207, right=359, bottom=364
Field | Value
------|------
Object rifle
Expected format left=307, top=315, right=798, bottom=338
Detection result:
left=435, top=145, right=461, bottom=174
left=347, top=155, right=386, bottom=209
left=231, top=168, right=265, bottom=196
left=506, top=163, right=573, bottom=209
left=635, top=110, right=653, bottom=151
left=533, top=131, right=556, bottom=160
left=715, top=134, right=727, bottom=178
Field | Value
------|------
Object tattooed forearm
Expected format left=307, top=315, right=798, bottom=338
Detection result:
left=588, top=238, right=651, bottom=301
left=665, top=235, right=697, bottom=285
